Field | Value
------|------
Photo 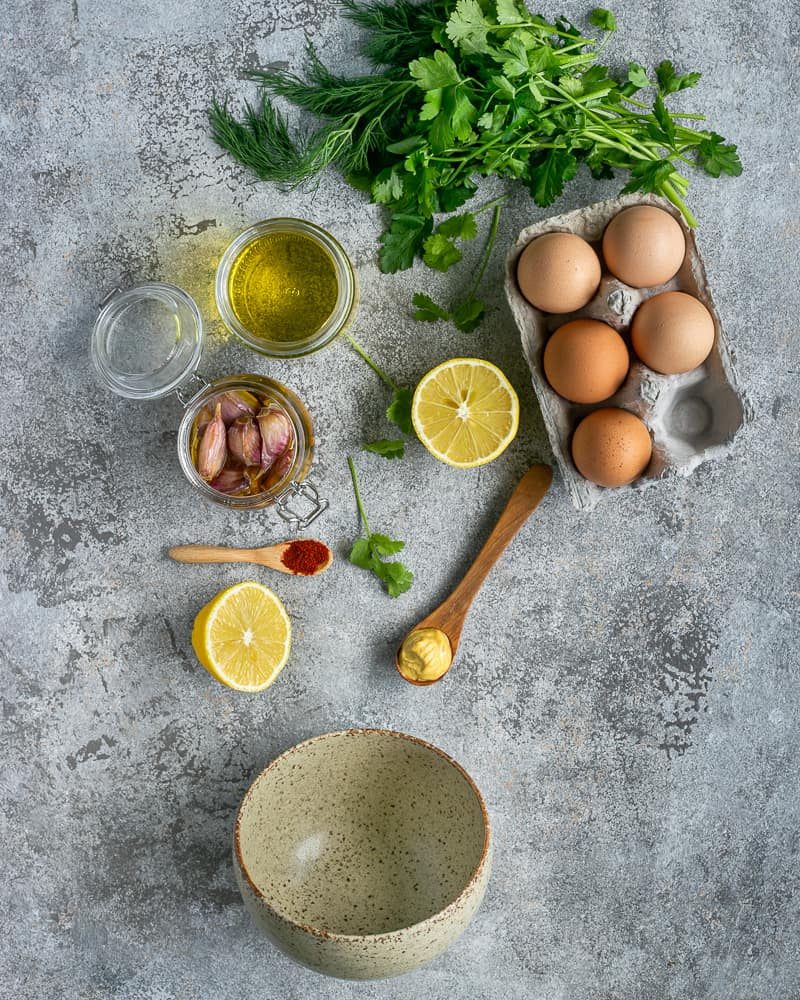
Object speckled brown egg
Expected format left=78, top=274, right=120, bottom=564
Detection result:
left=517, top=232, right=601, bottom=313
left=602, top=205, right=686, bottom=288
left=631, top=290, right=715, bottom=374
left=543, top=319, right=629, bottom=403
left=571, top=407, right=652, bottom=487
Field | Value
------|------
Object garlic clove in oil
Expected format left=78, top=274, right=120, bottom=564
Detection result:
left=197, top=403, right=227, bottom=481
left=257, top=406, right=293, bottom=469
left=218, top=390, right=259, bottom=425
left=210, top=467, right=247, bottom=494
left=227, top=415, right=262, bottom=467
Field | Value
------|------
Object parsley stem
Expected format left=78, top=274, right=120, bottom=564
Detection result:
left=346, top=334, right=399, bottom=391
left=468, top=204, right=502, bottom=299
left=347, top=456, right=370, bottom=535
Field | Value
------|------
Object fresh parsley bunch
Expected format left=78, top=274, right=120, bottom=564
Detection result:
left=211, top=0, right=741, bottom=331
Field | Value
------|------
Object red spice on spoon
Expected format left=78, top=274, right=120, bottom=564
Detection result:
left=280, top=539, right=331, bottom=576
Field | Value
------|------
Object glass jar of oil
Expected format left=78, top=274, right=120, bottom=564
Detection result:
left=215, top=218, right=358, bottom=358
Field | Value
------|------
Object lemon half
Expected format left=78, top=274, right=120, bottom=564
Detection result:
left=191, top=581, right=291, bottom=692
left=412, top=357, right=520, bottom=468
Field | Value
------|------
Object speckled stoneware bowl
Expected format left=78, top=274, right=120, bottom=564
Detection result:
left=233, top=729, right=491, bottom=980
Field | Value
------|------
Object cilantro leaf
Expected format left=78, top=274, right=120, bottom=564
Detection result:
left=374, top=559, right=414, bottom=597
left=446, top=0, right=492, bottom=54
left=347, top=457, right=413, bottom=598
left=379, top=215, right=432, bottom=273
left=437, top=212, right=478, bottom=240
left=490, top=74, right=517, bottom=100
left=500, top=35, right=530, bottom=78
left=410, top=49, right=461, bottom=90
left=656, top=60, right=702, bottom=95
left=412, top=292, right=451, bottom=323
left=348, top=536, right=373, bottom=570
left=368, top=533, right=406, bottom=557
left=620, top=159, right=676, bottom=194
left=423, top=233, right=462, bottom=271
left=626, top=62, right=650, bottom=91
left=363, top=439, right=405, bottom=460
left=386, top=387, right=414, bottom=435
left=372, top=167, right=404, bottom=204
left=589, top=8, right=617, bottom=31
left=496, top=0, right=525, bottom=25
left=696, top=132, right=742, bottom=177
left=527, top=148, right=579, bottom=205
left=452, top=297, right=485, bottom=332
left=653, top=93, right=676, bottom=144
left=439, top=182, right=477, bottom=212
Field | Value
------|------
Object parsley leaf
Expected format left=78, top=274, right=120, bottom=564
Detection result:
left=445, top=0, right=492, bottom=54
left=379, top=214, right=432, bottom=273
left=527, top=148, right=579, bottom=205
left=412, top=292, right=451, bottom=322
left=496, top=0, right=525, bottom=25
left=588, top=8, right=617, bottom=30
left=656, top=59, right=702, bottom=95
left=437, top=212, right=478, bottom=240
left=347, top=457, right=413, bottom=598
left=452, top=297, right=485, bottom=332
left=621, top=159, right=677, bottom=194
left=363, top=439, right=405, bottom=460
left=626, top=62, right=651, bottom=91
left=386, top=386, right=414, bottom=435
left=696, top=132, right=742, bottom=177
left=409, top=49, right=462, bottom=90
left=423, top=233, right=462, bottom=271
left=372, top=167, right=404, bottom=203
left=653, top=93, right=676, bottom=144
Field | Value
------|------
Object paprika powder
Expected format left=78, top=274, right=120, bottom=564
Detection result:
left=281, top=539, right=331, bottom=575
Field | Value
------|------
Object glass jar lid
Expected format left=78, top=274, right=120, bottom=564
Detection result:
left=91, top=282, right=204, bottom=400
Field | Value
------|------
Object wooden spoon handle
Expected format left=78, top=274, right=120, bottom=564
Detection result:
left=428, top=465, right=552, bottom=644
left=167, top=544, right=263, bottom=565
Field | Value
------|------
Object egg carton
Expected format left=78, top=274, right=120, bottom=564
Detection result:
left=504, top=192, right=753, bottom=511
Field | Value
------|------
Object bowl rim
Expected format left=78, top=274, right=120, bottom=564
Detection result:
left=233, top=727, right=491, bottom=942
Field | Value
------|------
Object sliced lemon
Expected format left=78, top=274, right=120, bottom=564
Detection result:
left=191, top=581, right=291, bottom=692
left=412, top=357, right=520, bottom=468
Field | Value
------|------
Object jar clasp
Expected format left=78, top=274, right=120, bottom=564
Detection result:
left=274, top=481, right=329, bottom=530
left=174, top=371, right=211, bottom=407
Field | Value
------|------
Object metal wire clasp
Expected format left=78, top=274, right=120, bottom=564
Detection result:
left=174, top=371, right=211, bottom=406
left=274, top=481, right=329, bottom=531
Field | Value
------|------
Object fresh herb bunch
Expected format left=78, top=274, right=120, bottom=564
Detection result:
left=347, top=456, right=414, bottom=596
left=211, top=0, right=740, bottom=330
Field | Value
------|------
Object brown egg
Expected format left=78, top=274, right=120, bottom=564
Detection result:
left=602, top=205, right=686, bottom=288
left=631, top=291, right=715, bottom=374
left=543, top=319, right=629, bottom=403
left=517, top=232, right=601, bottom=313
left=571, top=408, right=652, bottom=487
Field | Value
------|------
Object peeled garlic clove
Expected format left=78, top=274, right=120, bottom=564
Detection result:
left=257, top=406, right=293, bottom=469
left=210, top=467, right=246, bottom=494
left=263, top=446, right=295, bottom=491
left=227, top=416, right=262, bottom=467
left=218, top=389, right=259, bottom=425
left=197, top=403, right=226, bottom=481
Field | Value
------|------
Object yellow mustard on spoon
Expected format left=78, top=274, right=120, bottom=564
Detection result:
left=396, top=465, right=552, bottom=685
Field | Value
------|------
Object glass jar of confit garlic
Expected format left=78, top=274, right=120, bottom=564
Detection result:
left=215, top=218, right=358, bottom=358
left=90, top=282, right=328, bottom=529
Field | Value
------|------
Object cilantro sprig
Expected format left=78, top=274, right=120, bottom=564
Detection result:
left=212, top=0, right=741, bottom=331
left=346, top=334, right=413, bottom=439
left=347, top=456, right=414, bottom=597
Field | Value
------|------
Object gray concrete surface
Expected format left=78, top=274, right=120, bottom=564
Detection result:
left=1, top=1, right=798, bottom=997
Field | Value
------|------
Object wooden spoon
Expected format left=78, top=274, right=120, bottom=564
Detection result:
left=167, top=540, right=333, bottom=576
left=396, top=464, right=552, bottom=685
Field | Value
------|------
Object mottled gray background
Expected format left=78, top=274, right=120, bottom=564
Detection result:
left=1, top=0, right=798, bottom=997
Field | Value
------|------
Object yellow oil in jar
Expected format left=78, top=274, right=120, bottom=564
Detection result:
left=227, top=230, right=339, bottom=343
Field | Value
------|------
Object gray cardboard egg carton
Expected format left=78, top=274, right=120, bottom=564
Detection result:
left=504, top=192, right=752, bottom=511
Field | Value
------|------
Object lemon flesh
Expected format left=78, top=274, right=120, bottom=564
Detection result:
left=191, top=581, right=291, bottom=692
left=412, top=358, right=520, bottom=468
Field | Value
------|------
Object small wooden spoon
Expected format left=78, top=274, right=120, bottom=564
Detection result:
left=396, top=464, right=552, bottom=685
left=167, top=540, right=333, bottom=576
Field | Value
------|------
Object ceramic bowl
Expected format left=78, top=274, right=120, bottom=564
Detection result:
left=233, top=729, right=491, bottom=980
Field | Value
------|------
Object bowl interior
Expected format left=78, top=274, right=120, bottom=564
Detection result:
left=236, top=731, right=487, bottom=936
